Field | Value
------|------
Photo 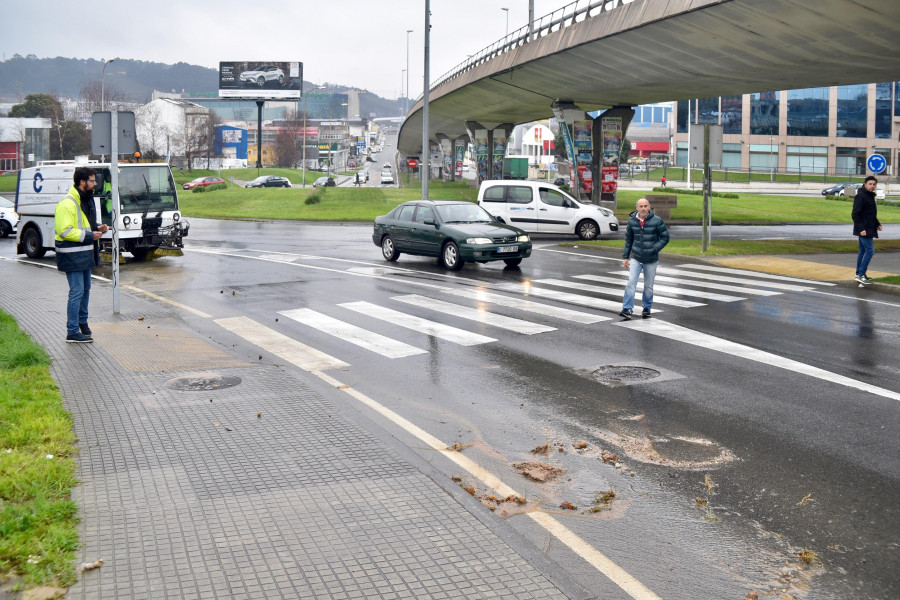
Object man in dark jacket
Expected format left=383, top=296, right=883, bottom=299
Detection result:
left=851, top=176, right=882, bottom=285
left=619, top=197, right=669, bottom=319
left=54, top=167, right=108, bottom=343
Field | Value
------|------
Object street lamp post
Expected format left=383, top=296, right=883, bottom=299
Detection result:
left=769, top=132, right=775, bottom=182
left=401, top=69, right=406, bottom=115
left=302, top=86, right=326, bottom=188
left=406, top=29, right=413, bottom=115
left=101, top=58, right=115, bottom=111
left=501, top=8, right=509, bottom=39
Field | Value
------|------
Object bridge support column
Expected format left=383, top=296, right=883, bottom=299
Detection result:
left=592, top=106, right=635, bottom=209
left=465, top=121, right=511, bottom=183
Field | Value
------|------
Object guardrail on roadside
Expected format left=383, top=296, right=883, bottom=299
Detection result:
left=419, top=0, right=643, bottom=99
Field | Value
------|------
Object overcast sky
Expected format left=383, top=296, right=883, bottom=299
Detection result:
left=2, top=0, right=578, bottom=99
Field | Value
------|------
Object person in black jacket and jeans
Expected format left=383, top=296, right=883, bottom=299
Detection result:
left=620, top=197, right=669, bottom=319
left=851, top=176, right=882, bottom=285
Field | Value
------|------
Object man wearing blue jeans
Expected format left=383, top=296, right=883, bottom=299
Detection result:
left=55, top=167, right=109, bottom=343
left=851, top=176, right=882, bottom=285
left=620, top=198, right=669, bottom=319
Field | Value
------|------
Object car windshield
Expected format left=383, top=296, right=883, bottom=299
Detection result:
left=436, top=204, right=493, bottom=223
left=191, top=177, right=205, bottom=183
left=252, top=176, right=268, bottom=183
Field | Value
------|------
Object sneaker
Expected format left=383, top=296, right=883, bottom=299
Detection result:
left=66, top=332, right=93, bottom=343
left=79, top=323, right=92, bottom=336
left=860, top=275, right=873, bottom=284
left=618, top=308, right=633, bottom=319
left=642, top=308, right=652, bottom=319
left=854, top=275, right=865, bottom=283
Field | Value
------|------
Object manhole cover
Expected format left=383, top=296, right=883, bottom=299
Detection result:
left=164, top=374, right=243, bottom=391
left=592, top=365, right=661, bottom=386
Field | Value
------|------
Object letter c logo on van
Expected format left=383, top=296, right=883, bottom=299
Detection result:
left=33, top=172, right=43, bottom=193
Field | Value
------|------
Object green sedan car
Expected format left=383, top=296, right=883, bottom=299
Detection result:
left=372, top=200, right=532, bottom=270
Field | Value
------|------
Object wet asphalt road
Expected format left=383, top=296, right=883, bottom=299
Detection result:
left=4, top=220, right=898, bottom=599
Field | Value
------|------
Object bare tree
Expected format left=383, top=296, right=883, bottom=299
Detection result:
left=274, top=109, right=304, bottom=168
left=136, top=104, right=167, bottom=161
left=76, top=81, right=127, bottom=122
left=181, top=106, right=211, bottom=171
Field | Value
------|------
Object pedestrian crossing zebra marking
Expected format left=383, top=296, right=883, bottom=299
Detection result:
left=279, top=308, right=427, bottom=358
left=444, top=288, right=610, bottom=324
left=533, top=278, right=706, bottom=308
left=650, top=268, right=815, bottom=292
left=215, top=316, right=348, bottom=371
left=392, top=294, right=557, bottom=334
left=573, top=275, right=746, bottom=303
left=339, top=301, right=497, bottom=346
left=493, top=282, right=645, bottom=314
left=676, top=263, right=836, bottom=286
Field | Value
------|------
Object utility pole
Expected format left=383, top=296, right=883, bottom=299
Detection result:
left=422, top=1, right=430, bottom=200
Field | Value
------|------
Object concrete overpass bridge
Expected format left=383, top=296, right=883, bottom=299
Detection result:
left=397, top=0, right=900, bottom=198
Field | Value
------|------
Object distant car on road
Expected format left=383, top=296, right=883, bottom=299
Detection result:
left=821, top=182, right=859, bottom=196
left=372, top=200, right=532, bottom=270
left=0, top=196, right=19, bottom=238
left=365, top=156, right=376, bottom=162
left=245, top=175, right=291, bottom=188
left=313, top=176, right=336, bottom=187
left=240, top=66, right=285, bottom=88
left=183, top=176, right=225, bottom=190
left=380, top=171, right=395, bottom=185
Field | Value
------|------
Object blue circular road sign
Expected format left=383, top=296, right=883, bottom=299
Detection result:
left=866, top=153, right=886, bottom=174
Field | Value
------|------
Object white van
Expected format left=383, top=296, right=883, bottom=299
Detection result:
left=476, top=180, right=619, bottom=240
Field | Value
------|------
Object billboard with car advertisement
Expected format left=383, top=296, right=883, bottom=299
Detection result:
left=218, top=61, right=303, bottom=99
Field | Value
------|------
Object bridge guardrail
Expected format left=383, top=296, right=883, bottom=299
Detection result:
left=419, top=0, right=641, bottom=101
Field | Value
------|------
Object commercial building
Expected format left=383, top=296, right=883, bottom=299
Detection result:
left=671, top=82, right=900, bottom=177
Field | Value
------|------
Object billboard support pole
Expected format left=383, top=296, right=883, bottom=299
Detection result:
left=255, top=100, right=264, bottom=172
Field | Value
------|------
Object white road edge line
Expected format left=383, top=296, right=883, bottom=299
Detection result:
left=311, top=369, right=662, bottom=600
left=809, top=289, right=900, bottom=308
left=616, top=319, right=900, bottom=402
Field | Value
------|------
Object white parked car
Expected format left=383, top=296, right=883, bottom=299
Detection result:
left=476, top=180, right=619, bottom=240
left=0, top=196, right=19, bottom=238
left=239, top=65, right=285, bottom=87
left=876, top=186, right=886, bottom=201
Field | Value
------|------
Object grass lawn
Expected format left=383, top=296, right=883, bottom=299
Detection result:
left=179, top=180, right=476, bottom=221
left=612, top=189, right=900, bottom=224
left=0, top=310, right=80, bottom=591
left=569, top=238, right=900, bottom=257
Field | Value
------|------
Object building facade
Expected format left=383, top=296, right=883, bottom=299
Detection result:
left=672, top=82, right=900, bottom=177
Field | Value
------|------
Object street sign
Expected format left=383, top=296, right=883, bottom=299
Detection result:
left=867, top=153, right=886, bottom=174
left=408, top=158, right=419, bottom=169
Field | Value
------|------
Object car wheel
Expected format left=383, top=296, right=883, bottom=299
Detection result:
left=838, top=190, right=845, bottom=196
left=284, top=182, right=291, bottom=188
left=23, top=227, right=46, bottom=258
left=277, top=75, right=284, bottom=85
left=256, top=76, right=265, bottom=87
left=381, top=236, right=400, bottom=261
left=0, top=220, right=11, bottom=238
left=441, top=241, right=464, bottom=270
left=503, top=258, right=522, bottom=267
left=576, top=219, right=600, bottom=240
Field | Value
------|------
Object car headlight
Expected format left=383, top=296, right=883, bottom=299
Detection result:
left=598, top=208, right=612, bottom=217
left=517, top=234, right=530, bottom=243
left=466, top=237, right=493, bottom=245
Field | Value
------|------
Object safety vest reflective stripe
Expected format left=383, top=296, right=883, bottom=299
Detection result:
left=56, top=245, right=93, bottom=254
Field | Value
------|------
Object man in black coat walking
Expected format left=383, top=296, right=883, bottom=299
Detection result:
left=851, top=176, right=882, bottom=285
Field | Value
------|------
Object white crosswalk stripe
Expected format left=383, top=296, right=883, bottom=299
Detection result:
left=216, top=316, right=349, bottom=371
left=339, top=301, right=497, bottom=346
left=279, top=308, right=427, bottom=358
left=392, top=294, right=557, bottom=334
left=445, top=288, right=610, bottom=324
left=675, top=263, right=836, bottom=286
left=574, top=274, right=746, bottom=302
left=638, top=267, right=815, bottom=292
left=533, top=278, right=706, bottom=308
left=602, top=271, right=782, bottom=296
left=493, top=281, right=645, bottom=313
